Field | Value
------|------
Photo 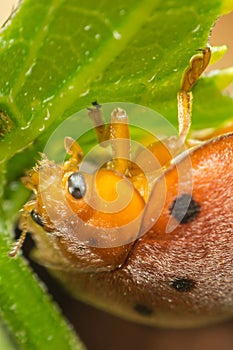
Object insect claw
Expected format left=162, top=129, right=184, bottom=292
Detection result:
left=181, top=47, right=211, bottom=92
left=92, top=100, right=102, bottom=108
left=87, top=101, right=102, bottom=113
left=177, top=47, right=211, bottom=141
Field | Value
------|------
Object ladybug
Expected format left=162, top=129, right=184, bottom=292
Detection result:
left=10, top=47, right=233, bottom=328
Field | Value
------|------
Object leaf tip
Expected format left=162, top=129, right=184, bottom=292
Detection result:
left=209, top=45, right=228, bottom=65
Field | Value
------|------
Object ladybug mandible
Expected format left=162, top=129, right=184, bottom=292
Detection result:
left=10, top=47, right=233, bottom=328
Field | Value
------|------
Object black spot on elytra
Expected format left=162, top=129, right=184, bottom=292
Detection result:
left=170, top=278, right=195, bottom=292
left=169, top=193, right=200, bottom=224
left=134, top=303, right=154, bottom=316
left=31, top=210, right=44, bottom=227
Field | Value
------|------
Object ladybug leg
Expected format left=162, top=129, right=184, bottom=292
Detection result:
left=87, top=103, right=111, bottom=145
left=109, top=108, right=130, bottom=175
left=9, top=200, right=36, bottom=257
left=178, top=47, right=211, bottom=142
left=88, top=104, right=131, bottom=175
left=109, top=108, right=150, bottom=199
left=63, top=136, right=84, bottom=173
left=177, top=90, right=192, bottom=143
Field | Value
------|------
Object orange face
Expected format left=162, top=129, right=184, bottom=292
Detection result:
left=19, top=139, right=147, bottom=271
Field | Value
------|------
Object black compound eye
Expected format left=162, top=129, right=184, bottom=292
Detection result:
left=170, top=278, right=195, bottom=292
left=30, top=210, right=44, bottom=227
left=68, top=172, right=86, bottom=199
left=169, top=193, right=200, bottom=224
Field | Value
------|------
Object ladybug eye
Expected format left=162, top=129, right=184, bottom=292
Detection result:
left=30, top=210, right=44, bottom=227
left=68, top=172, right=86, bottom=199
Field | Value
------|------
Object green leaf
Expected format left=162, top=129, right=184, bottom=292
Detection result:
left=209, top=45, right=228, bottom=65
left=0, top=0, right=233, bottom=349
left=0, top=224, right=84, bottom=350
left=0, top=323, right=15, bottom=350
left=0, top=0, right=233, bottom=164
left=205, top=67, right=233, bottom=90
left=221, top=0, right=233, bottom=13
